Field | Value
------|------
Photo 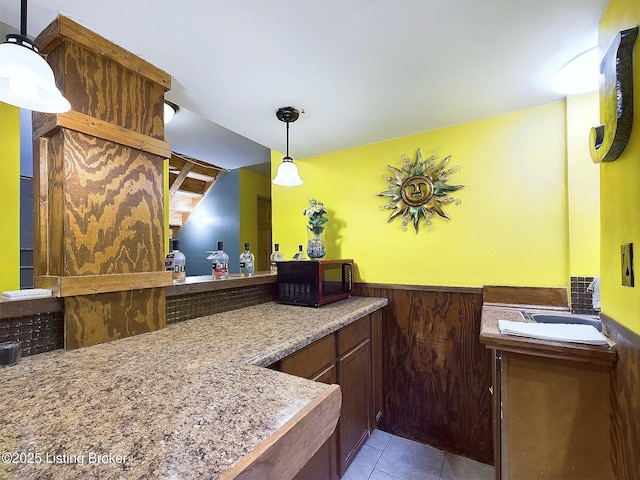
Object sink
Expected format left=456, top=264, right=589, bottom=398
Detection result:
left=526, top=312, right=603, bottom=332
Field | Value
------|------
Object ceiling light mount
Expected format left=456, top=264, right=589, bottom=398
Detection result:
left=272, top=106, right=303, bottom=187
left=276, top=106, right=300, bottom=124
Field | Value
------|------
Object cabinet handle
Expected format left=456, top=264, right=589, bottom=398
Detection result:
left=489, top=386, right=493, bottom=395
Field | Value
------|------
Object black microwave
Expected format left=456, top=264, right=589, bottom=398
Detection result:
left=276, top=259, right=355, bottom=307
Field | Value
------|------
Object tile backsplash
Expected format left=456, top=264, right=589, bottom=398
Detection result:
left=570, top=276, right=600, bottom=315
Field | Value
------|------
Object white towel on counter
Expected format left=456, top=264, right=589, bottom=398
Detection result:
left=498, top=320, right=609, bottom=346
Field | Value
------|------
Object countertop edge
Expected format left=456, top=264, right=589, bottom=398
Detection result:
left=480, top=305, right=617, bottom=367
left=246, top=298, right=388, bottom=367
left=220, top=384, right=342, bottom=480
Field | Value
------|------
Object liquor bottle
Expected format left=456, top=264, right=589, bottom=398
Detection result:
left=270, top=243, right=284, bottom=273
left=292, top=244, right=306, bottom=261
left=165, top=239, right=186, bottom=284
left=239, top=242, right=255, bottom=277
left=211, top=241, right=229, bottom=279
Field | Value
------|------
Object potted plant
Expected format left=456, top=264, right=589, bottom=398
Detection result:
left=303, top=198, right=329, bottom=259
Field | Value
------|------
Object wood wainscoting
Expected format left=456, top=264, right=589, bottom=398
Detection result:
left=355, top=283, right=493, bottom=465
left=601, top=314, right=640, bottom=480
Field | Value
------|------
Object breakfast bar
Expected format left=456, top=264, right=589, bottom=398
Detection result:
left=0, top=296, right=387, bottom=479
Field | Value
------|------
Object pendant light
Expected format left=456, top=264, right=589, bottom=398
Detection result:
left=0, top=0, right=71, bottom=113
left=272, top=106, right=303, bottom=187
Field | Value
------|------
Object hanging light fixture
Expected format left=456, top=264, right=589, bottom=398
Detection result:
left=0, top=0, right=71, bottom=113
left=272, top=106, right=303, bottom=187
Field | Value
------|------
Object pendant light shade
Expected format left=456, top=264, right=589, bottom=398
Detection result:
left=0, top=1, right=71, bottom=113
left=272, top=106, right=303, bottom=187
left=273, top=156, right=303, bottom=186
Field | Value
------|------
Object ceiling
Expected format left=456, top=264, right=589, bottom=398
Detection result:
left=0, top=0, right=609, bottom=170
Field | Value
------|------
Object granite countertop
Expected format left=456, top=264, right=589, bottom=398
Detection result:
left=0, top=296, right=387, bottom=479
left=480, top=304, right=617, bottom=366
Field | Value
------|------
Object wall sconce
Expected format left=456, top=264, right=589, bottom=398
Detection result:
left=272, top=106, right=303, bottom=187
left=0, top=0, right=71, bottom=113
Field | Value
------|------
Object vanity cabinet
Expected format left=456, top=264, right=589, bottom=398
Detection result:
left=271, top=309, right=383, bottom=479
left=480, top=303, right=618, bottom=480
left=493, top=350, right=612, bottom=479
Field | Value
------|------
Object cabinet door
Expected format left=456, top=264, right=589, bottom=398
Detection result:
left=492, top=350, right=501, bottom=480
left=337, top=339, right=371, bottom=476
left=370, top=309, right=383, bottom=426
left=500, top=352, right=611, bottom=479
left=293, top=353, right=338, bottom=480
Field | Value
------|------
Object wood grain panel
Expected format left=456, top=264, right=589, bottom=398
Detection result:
left=602, top=314, right=640, bottom=480
left=32, top=16, right=170, bottom=349
left=483, top=285, right=568, bottom=307
left=33, top=110, right=171, bottom=158
left=36, top=15, right=171, bottom=89
left=355, top=285, right=493, bottom=464
left=58, top=130, right=165, bottom=276
left=36, top=16, right=169, bottom=139
left=36, top=272, right=173, bottom=297
left=33, top=134, right=65, bottom=277
left=64, top=288, right=165, bottom=349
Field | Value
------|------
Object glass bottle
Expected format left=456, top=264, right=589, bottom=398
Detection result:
left=239, top=242, right=255, bottom=277
left=165, top=239, right=186, bottom=284
left=270, top=243, right=284, bottom=273
left=292, top=244, right=306, bottom=261
left=211, top=241, right=229, bottom=279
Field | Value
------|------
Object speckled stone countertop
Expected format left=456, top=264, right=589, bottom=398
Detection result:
left=480, top=304, right=616, bottom=366
left=0, top=296, right=387, bottom=479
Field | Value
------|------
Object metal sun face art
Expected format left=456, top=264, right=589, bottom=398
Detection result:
left=377, top=149, right=464, bottom=233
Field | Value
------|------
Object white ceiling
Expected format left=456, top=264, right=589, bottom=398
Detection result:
left=0, top=0, right=609, bottom=169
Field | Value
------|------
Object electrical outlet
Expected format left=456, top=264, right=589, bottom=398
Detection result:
left=621, top=243, right=634, bottom=287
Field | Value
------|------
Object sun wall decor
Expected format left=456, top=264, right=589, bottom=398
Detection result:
left=377, top=148, right=464, bottom=233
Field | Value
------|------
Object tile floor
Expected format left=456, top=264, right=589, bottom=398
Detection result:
left=342, top=430, right=495, bottom=480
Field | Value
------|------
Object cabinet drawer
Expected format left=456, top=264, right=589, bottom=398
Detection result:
left=281, top=333, right=336, bottom=379
left=338, top=316, right=369, bottom=355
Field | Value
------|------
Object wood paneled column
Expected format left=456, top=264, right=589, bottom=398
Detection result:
left=32, top=16, right=172, bottom=349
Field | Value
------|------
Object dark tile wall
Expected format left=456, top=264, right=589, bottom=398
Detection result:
left=570, top=276, right=600, bottom=315
left=0, top=312, right=64, bottom=356
left=0, top=283, right=276, bottom=357
left=166, top=283, right=276, bottom=324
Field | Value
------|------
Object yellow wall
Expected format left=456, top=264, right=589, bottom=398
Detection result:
left=599, top=0, right=640, bottom=333
left=566, top=92, right=601, bottom=276
left=0, top=103, right=20, bottom=292
left=273, top=102, right=577, bottom=288
left=239, top=167, right=271, bottom=253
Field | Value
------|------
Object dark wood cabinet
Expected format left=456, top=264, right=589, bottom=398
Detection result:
left=337, top=339, right=370, bottom=474
left=370, top=308, right=383, bottom=426
left=273, top=309, right=383, bottom=480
